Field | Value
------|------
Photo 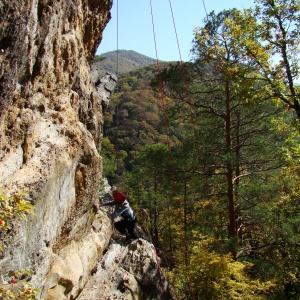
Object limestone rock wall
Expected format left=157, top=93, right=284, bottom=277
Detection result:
left=0, top=0, right=115, bottom=298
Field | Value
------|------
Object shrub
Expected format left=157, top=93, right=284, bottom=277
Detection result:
left=0, top=188, right=38, bottom=299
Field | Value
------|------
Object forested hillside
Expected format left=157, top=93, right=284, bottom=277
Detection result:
left=102, top=64, right=169, bottom=179
left=93, top=50, right=160, bottom=76
left=101, top=1, right=300, bottom=299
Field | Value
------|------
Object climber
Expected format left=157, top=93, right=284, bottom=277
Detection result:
left=100, top=191, right=138, bottom=242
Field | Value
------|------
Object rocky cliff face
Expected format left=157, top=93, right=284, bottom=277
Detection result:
left=0, top=1, right=170, bottom=299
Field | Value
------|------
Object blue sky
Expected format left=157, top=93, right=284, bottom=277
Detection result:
left=96, top=0, right=254, bottom=61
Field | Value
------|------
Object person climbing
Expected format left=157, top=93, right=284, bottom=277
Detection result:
left=100, top=191, right=138, bottom=242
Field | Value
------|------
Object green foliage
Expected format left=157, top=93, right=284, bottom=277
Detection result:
left=227, top=0, right=300, bottom=119
left=166, top=236, right=278, bottom=299
left=171, top=8, right=287, bottom=245
left=0, top=189, right=38, bottom=299
left=0, top=189, right=35, bottom=234
left=103, top=65, right=172, bottom=173
left=93, top=55, right=106, bottom=62
left=0, top=282, right=39, bottom=300
left=100, top=137, right=118, bottom=184
left=123, top=144, right=173, bottom=244
left=100, top=3, right=300, bottom=299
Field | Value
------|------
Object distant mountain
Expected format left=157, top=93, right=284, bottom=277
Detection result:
left=92, top=50, right=161, bottom=76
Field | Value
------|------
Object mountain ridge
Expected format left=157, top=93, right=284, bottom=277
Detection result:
left=93, top=49, right=165, bottom=76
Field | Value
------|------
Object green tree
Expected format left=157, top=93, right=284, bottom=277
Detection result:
left=104, top=65, right=167, bottom=171
left=229, top=0, right=300, bottom=119
left=156, top=10, right=285, bottom=253
left=100, top=137, right=118, bottom=184
left=127, top=144, right=172, bottom=246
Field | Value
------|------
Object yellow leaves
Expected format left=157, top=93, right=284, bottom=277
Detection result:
left=0, top=281, right=39, bottom=300
left=193, top=251, right=276, bottom=298
left=224, top=17, right=234, bottom=28
left=18, top=284, right=40, bottom=299
left=0, top=188, right=35, bottom=236
left=16, top=200, right=35, bottom=220
left=226, top=261, right=277, bottom=299
left=169, top=233, right=280, bottom=299
left=14, top=269, right=31, bottom=278
left=0, top=195, right=38, bottom=298
left=257, top=48, right=263, bottom=54
left=0, top=287, right=16, bottom=299
left=272, top=97, right=282, bottom=106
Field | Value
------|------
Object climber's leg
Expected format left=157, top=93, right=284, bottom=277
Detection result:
left=114, top=220, right=126, bottom=234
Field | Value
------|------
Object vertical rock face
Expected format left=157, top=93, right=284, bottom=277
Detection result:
left=0, top=0, right=114, bottom=298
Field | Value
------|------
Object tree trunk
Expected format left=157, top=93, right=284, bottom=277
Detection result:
left=184, top=181, right=188, bottom=266
left=225, top=80, right=236, bottom=239
left=235, top=113, right=242, bottom=242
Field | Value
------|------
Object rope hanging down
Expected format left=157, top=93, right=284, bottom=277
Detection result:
left=168, top=0, right=203, bottom=166
left=167, top=2, right=201, bottom=298
left=149, top=0, right=176, bottom=192
left=116, top=0, right=119, bottom=76
left=149, top=0, right=179, bottom=296
left=114, top=0, right=123, bottom=179
left=149, top=1, right=202, bottom=298
left=168, top=1, right=212, bottom=236
left=201, top=0, right=209, bottom=19
left=149, top=0, right=211, bottom=296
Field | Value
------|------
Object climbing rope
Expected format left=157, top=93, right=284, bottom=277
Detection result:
left=167, top=2, right=201, bottom=297
left=149, top=0, right=176, bottom=189
left=168, top=0, right=202, bottom=166
left=114, top=0, right=122, bottom=179
left=149, top=0, right=212, bottom=296
left=149, top=1, right=178, bottom=296
left=116, top=0, right=119, bottom=77
left=153, top=246, right=165, bottom=292
left=111, top=0, right=211, bottom=296
left=201, top=0, right=209, bottom=19
left=149, top=1, right=201, bottom=298
left=168, top=0, right=214, bottom=244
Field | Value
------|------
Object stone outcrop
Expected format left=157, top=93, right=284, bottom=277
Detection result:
left=0, top=0, right=170, bottom=299
left=77, top=237, right=171, bottom=300
left=42, top=206, right=171, bottom=300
